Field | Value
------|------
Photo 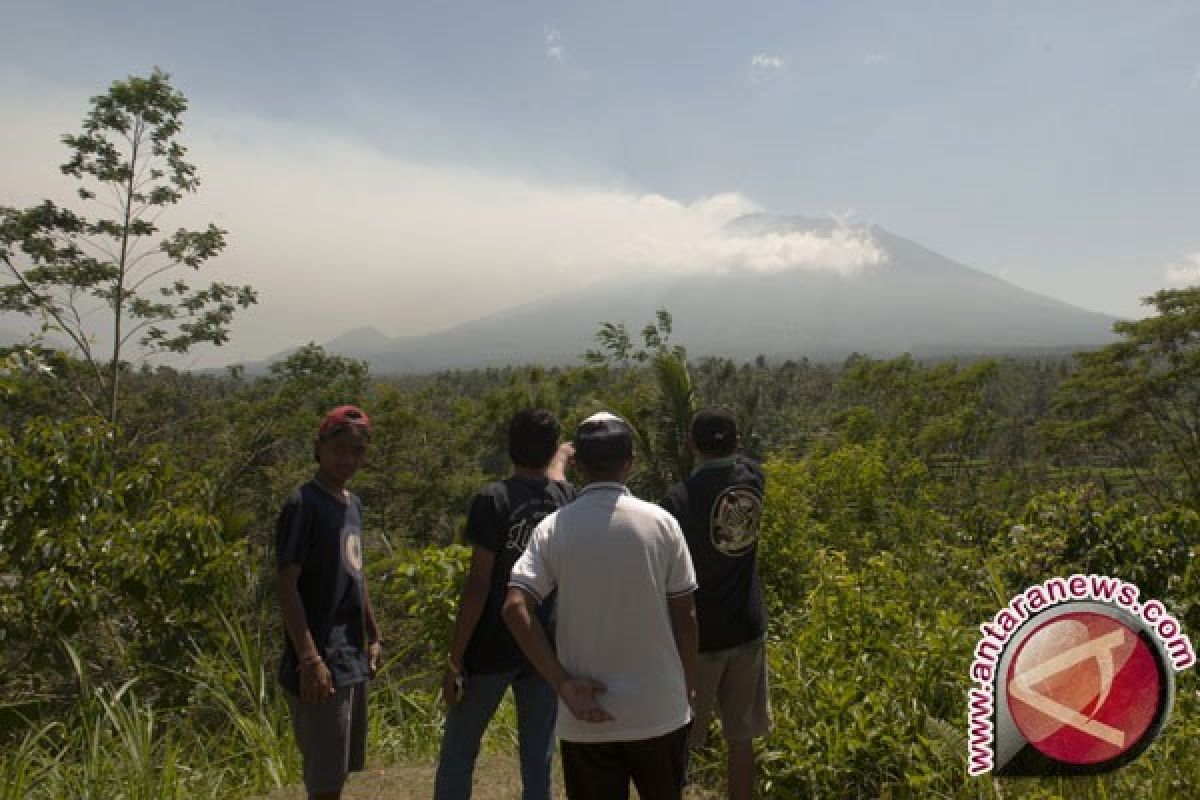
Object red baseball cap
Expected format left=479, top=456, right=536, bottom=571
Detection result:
left=318, top=405, right=371, bottom=438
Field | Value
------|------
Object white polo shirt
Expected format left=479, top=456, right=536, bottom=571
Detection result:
left=509, top=482, right=698, bottom=743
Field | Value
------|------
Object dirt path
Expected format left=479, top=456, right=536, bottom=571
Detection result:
left=262, top=756, right=528, bottom=799
left=260, top=754, right=718, bottom=799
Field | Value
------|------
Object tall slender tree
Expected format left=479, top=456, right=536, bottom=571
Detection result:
left=0, top=68, right=256, bottom=427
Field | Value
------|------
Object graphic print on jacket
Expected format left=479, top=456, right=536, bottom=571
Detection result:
left=710, top=484, right=763, bottom=556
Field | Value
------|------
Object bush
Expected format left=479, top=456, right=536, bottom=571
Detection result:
left=374, top=544, right=472, bottom=673
left=0, top=417, right=246, bottom=699
left=998, top=487, right=1200, bottom=629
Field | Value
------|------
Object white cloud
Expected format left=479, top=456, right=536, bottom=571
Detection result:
left=1165, top=253, right=1200, bottom=286
left=1, top=76, right=883, bottom=366
left=863, top=51, right=891, bottom=66
left=618, top=213, right=885, bottom=276
left=750, top=53, right=784, bottom=70
left=545, top=27, right=565, bottom=63
left=1191, top=66, right=1200, bottom=92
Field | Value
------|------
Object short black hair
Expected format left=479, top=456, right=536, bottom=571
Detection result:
left=573, top=413, right=634, bottom=474
left=691, top=407, right=738, bottom=456
left=508, top=409, right=561, bottom=469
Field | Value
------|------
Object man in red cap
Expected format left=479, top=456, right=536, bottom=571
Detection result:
left=276, top=405, right=383, bottom=800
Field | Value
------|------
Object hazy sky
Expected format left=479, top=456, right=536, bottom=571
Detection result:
left=2, top=1, right=1199, bottom=366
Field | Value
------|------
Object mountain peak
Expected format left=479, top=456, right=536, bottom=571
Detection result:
left=722, top=213, right=869, bottom=238
left=288, top=219, right=1118, bottom=374
left=324, top=326, right=395, bottom=353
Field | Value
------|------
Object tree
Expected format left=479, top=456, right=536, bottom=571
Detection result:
left=0, top=68, right=256, bottom=427
left=213, top=343, right=371, bottom=525
left=585, top=309, right=697, bottom=494
left=1047, top=287, right=1200, bottom=509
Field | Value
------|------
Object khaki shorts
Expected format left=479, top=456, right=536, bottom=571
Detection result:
left=286, top=682, right=368, bottom=794
left=688, top=638, right=772, bottom=747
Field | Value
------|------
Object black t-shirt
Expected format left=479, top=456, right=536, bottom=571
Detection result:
left=662, top=456, right=766, bottom=653
left=464, top=475, right=575, bottom=674
left=276, top=481, right=370, bottom=692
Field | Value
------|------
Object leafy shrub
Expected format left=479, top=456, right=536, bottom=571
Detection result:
left=0, top=417, right=246, bottom=696
left=998, top=487, right=1200, bottom=629
left=756, top=459, right=980, bottom=797
left=374, top=544, right=472, bottom=673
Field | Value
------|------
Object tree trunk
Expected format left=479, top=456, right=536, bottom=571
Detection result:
left=110, top=121, right=142, bottom=427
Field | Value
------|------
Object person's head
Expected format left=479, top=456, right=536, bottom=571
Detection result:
left=690, top=407, right=738, bottom=458
left=508, top=409, right=561, bottom=470
left=573, top=411, right=635, bottom=483
left=314, top=405, right=372, bottom=485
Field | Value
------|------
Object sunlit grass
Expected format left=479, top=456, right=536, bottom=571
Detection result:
left=2, top=558, right=1197, bottom=799
left=0, top=620, right=453, bottom=799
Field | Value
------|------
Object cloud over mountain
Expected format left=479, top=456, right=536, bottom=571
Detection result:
left=1166, top=253, right=1200, bottom=287
left=260, top=214, right=1120, bottom=375
left=3, top=81, right=879, bottom=365
left=621, top=224, right=886, bottom=276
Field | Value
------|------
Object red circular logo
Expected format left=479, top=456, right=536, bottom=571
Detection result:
left=1006, top=612, right=1161, bottom=765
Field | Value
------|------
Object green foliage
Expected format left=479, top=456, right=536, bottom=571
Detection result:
left=997, top=486, right=1200, bottom=629
left=0, top=640, right=202, bottom=799
left=0, top=68, right=256, bottom=425
left=756, top=444, right=932, bottom=578
left=358, top=383, right=485, bottom=547
left=376, top=545, right=472, bottom=671
left=693, top=357, right=825, bottom=463
left=753, top=451, right=1200, bottom=799
left=0, top=417, right=245, bottom=690
left=0, top=629, right=290, bottom=799
left=185, top=614, right=299, bottom=793
left=1048, top=287, right=1200, bottom=509
left=586, top=309, right=697, bottom=495
left=4, top=299, right=1200, bottom=798
left=198, top=343, right=373, bottom=584
left=235, top=344, right=370, bottom=476
left=740, top=460, right=983, bottom=797
left=836, top=354, right=999, bottom=457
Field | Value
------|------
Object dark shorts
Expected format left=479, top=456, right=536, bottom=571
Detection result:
left=285, top=682, right=368, bottom=795
left=560, top=723, right=690, bottom=800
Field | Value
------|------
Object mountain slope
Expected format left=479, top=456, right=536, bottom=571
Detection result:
left=274, top=215, right=1120, bottom=373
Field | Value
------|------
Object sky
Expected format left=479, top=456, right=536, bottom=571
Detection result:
left=2, top=0, right=1199, bottom=367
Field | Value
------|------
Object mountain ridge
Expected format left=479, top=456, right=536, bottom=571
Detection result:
left=255, top=215, right=1119, bottom=374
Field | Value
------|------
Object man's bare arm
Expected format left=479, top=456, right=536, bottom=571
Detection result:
left=501, top=587, right=569, bottom=687
left=441, top=547, right=496, bottom=702
left=668, top=592, right=699, bottom=699
left=502, top=586, right=612, bottom=723
left=361, top=568, right=383, bottom=675
left=546, top=442, right=574, bottom=482
left=278, top=563, right=333, bottom=703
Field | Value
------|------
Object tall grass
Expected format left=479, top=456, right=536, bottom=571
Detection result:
left=0, top=722, right=58, bottom=800
left=186, top=613, right=299, bottom=793
left=0, top=640, right=230, bottom=799
left=2, top=588, right=1196, bottom=798
left=0, top=616, right=455, bottom=799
